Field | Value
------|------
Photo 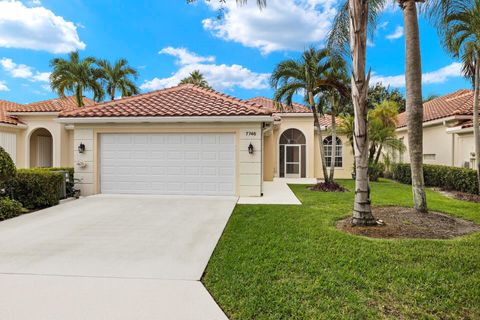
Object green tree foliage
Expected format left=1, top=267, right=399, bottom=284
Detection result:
left=97, top=58, right=139, bottom=100
left=368, top=82, right=406, bottom=112
left=50, top=51, right=105, bottom=107
left=179, top=70, right=212, bottom=89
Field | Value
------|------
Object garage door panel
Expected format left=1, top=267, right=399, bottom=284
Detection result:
left=100, top=133, right=236, bottom=195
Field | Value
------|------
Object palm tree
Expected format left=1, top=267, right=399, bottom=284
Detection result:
left=179, top=70, right=212, bottom=89
left=97, top=58, right=139, bottom=101
left=442, top=0, right=480, bottom=193
left=50, top=51, right=104, bottom=107
left=329, top=0, right=456, bottom=219
left=271, top=48, right=348, bottom=184
left=368, top=100, right=405, bottom=165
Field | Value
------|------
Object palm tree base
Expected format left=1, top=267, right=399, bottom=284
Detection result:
left=352, top=212, right=377, bottom=226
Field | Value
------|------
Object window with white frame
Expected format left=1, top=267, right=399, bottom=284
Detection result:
left=323, top=136, right=343, bottom=167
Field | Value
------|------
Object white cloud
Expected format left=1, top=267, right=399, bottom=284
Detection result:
left=370, top=62, right=463, bottom=87
left=0, top=80, right=9, bottom=91
left=0, top=0, right=85, bottom=53
left=141, top=47, right=270, bottom=91
left=159, top=47, right=215, bottom=65
left=202, top=0, right=337, bottom=54
left=0, top=57, right=51, bottom=82
left=386, top=26, right=404, bottom=40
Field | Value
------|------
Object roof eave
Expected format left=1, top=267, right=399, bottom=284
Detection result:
left=8, top=111, right=60, bottom=116
left=56, top=115, right=273, bottom=124
left=0, top=122, right=27, bottom=129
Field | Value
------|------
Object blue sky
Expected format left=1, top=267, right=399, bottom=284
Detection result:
left=0, top=0, right=471, bottom=104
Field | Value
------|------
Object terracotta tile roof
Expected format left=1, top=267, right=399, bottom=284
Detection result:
left=8, top=96, right=95, bottom=113
left=396, top=89, right=476, bottom=128
left=0, top=100, right=23, bottom=125
left=60, top=84, right=271, bottom=118
left=247, top=97, right=335, bottom=126
left=247, top=97, right=311, bottom=113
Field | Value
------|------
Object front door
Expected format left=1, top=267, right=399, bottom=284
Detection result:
left=285, top=145, right=301, bottom=178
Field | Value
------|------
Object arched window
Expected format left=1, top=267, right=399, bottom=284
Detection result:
left=279, top=129, right=306, bottom=178
left=323, top=136, right=342, bottom=167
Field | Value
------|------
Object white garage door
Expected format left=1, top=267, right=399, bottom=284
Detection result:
left=100, top=133, right=236, bottom=196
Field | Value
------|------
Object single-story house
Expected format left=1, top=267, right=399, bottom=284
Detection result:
left=396, top=89, right=478, bottom=169
left=0, top=84, right=353, bottom=197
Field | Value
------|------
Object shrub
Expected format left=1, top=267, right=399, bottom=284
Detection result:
left=368, top=163, right=385, bottom=182
left=7, top=169, right=64, bottom=209
left=0, top=146, right=16, bottom=183
left=44, top=167, right=75, bottom=196
left=392, top=163, right=479, bottom=195
left=0, top=197, right=25, bottom=221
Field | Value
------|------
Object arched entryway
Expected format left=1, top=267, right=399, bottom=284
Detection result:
left=29, top=128, right=53, bottom=168
left=279, top=128, right=306, bottom=178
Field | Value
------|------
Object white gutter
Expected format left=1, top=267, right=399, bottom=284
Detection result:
left=56, top=115, right=274, bottom=124
left=396, top=115, right=473, bottom=132
left=275, top=113, right=312, bottom=117
left=446, top=126, right=474, bottom=134
left=0, top=122, right=27, bottom=129
left=8, top=112, right=60, bottom=117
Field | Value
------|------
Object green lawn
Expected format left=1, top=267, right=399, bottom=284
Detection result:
left=202, top=179, right=480, bottom=320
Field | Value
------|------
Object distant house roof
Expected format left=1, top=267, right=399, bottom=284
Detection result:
left=247, top=97, right=311, bottom=114
left=8, top=96, right=95, bottom=113
left=396, top=89, right=475, bottom=128
left=60, top=84, right=270, bottom=118
left=0, top=100, right=23, bottom=126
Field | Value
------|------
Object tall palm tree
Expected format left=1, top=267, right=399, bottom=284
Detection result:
left=179, top=70, right=212, bottom=89
left=97, top=58, right=139, bottom=101
left=271, top=48, right=348, bottom=184
left=50, top=51, right=104, bottom=107
left=330, top=0, right=454, bottom=219
left=442, top=0, right=480, bottom=193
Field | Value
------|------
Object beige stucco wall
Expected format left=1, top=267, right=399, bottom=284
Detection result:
left=396, top=123, right=455, bottom=166
left=72, top=122, right=265, bottom=197
left=263, top=116, right=354, bottom=180
left=3, top=115, right=74, bottom=168
left=453, top=132, right=475, bottom=168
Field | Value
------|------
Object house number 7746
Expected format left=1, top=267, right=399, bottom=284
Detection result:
left=245, top=131, right=257, bottom=136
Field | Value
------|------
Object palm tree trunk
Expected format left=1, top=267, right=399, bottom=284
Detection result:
left=329, top=109, right=337, bottom=182
left=374, top=144, right=383, bottom=164
left=473, top=60, right=480, bottom=194
left=402, top=0, right=428, bottom=212
left=310, top=92, right=330, bottom=183
left=348, top=0, right=375, bottom=226
left=75, top=86, right=84, bottom=107
left=111, top=87, right=115, bottom=101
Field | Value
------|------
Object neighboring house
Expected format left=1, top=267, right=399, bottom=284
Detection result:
left=0, top=84, right=353, bottom=197
left=396, top=89, right=478, bottom=169
left=0, top=96, right=95, bottom=167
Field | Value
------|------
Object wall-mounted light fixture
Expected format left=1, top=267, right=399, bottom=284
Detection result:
left=248, top=143, right=254, bottom=155
left=78, top=142, right=86, bottom=154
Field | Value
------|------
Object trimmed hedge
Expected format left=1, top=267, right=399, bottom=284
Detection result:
left=7, top=169, right=64, bottom=209
left=0, top=197, right=25, bottom=221
left=392, top=163, right=479, bottom=195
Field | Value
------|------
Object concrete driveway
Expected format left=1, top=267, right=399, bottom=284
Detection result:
left=0, top=195, right=236, bottom=320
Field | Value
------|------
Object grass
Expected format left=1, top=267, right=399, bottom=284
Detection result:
left=202, top=179, right=480, bottom=320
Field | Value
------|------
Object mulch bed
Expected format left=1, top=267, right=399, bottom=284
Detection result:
left=433, top=188, right=480, bottom=203
left=309, top=182, right=348, bottom=192
left=337, top=206, right=480, bottom=239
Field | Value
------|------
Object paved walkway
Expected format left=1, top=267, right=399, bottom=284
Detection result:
left=237, top=178, right=316, bottom=205
left=0, top=195, right=234, bottom=320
